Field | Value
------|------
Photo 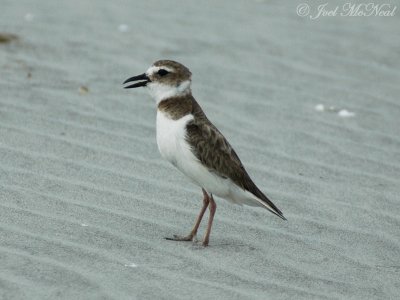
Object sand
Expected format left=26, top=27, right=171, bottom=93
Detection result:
left=1, top=0, right=400, bottom=299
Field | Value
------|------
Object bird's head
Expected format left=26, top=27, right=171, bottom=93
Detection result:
left=123, top=60, right=192, bottom=103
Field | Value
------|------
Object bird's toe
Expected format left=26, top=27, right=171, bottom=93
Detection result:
left=165, top=234, right=194, bottom=242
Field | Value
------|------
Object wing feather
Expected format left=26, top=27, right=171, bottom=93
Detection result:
left=185, top=112, right=285, bottom=220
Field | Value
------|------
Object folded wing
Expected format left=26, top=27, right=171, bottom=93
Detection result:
left=185, top=116, right=286, bottom=220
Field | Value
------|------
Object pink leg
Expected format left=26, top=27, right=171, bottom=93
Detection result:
left=202, top=194, right=217, bottom=247
left=166, top=189, right=210, bottom=242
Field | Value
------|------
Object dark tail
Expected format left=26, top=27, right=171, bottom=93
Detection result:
left=248, top=184, right=286, bottom=220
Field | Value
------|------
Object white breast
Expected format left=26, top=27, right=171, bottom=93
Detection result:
left=156, top=111, right=194, bottom=167
left=156, top=111, right=230, bottom=197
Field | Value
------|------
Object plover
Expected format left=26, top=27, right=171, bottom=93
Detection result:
left=123, top=60, right=286, bottom=246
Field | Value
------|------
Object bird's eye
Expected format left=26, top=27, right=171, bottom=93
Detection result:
left=157, top=69, right=169, bottom=76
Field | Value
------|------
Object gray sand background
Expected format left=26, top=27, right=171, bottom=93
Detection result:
left=1, top=0, right=400, bottom=299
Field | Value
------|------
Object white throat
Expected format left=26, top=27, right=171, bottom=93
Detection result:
left=146, top=80, right=191, bottom=104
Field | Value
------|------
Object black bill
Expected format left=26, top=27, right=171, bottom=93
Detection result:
left=123, top=73, right=150, bottom=89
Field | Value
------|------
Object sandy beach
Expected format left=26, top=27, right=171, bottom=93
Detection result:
left=1, top=0, right=400, bottom=299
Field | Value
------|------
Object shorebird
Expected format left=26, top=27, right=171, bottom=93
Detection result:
left=123, top=60, right=286, bottom=246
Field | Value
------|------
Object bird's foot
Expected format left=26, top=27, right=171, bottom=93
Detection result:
left=166, top=234, right=210, bottom=247
left=165, top=234, right=195, bottom=242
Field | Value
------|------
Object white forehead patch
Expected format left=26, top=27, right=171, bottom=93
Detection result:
left=146, top=65, right=174, bottom=76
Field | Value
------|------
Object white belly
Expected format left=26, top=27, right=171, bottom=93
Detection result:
left=156, top=111, right=230, bottom=197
